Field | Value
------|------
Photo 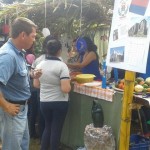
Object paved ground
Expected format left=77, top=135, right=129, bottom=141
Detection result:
left=29, top=138, right=73, bottom=150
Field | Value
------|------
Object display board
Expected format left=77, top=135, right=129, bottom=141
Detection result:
left=106, top=0, right=150, bottom=73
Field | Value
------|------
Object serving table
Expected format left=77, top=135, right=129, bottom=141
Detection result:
left=60, top=82, right=150, bottom=150
left=60, top=82, right=120, bottom=149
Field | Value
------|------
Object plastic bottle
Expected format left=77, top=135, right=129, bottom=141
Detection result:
left=91, top=100, right=104, bottom=128
left=102, top=60, right=106, bottom=89
left=113, top=68, right=118, bottom=83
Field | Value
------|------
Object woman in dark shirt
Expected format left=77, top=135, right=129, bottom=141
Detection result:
left=67, top=36, right=102, bottom=80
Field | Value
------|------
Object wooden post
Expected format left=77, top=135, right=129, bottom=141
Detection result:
left=119, top=71, right=135, bottom=150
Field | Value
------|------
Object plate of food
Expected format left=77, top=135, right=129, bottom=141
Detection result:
left=83, top=81, right=102, bottom=87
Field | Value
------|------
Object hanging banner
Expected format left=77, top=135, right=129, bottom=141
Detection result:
left=106, top=0, right=150, bottom=73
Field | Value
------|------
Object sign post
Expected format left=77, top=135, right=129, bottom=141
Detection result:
left=119, top=71, right=135, bottom=150
left=106, top=0, right=150, bottom=149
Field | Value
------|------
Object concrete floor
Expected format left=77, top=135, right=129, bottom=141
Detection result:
left=29, top=138, right=73, bottom=150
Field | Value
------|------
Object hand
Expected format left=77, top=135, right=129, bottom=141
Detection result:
left=33, top=69, right=42, bottom=79
left=4, top=102, right=20, bottom=116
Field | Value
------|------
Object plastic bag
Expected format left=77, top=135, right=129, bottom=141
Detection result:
left=84, top=124, right=115, bottom=150
left=91, top=100, right=104, bottom=128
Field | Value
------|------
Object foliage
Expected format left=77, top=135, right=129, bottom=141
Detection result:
left=34, top=31, right=44, bottom=56
left=1, top=0, right=24, bottom=4
left=0, top=0, right=114, bottom=54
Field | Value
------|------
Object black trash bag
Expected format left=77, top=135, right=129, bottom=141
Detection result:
left=91, top=100, right=104, bottom=128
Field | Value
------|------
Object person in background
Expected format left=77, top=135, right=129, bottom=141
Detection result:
left=67, top=36, right=102, bottom=80
left=25, top=44, right=40, bottom=139
left=31, top=35, right=56, bottom=141
left=33, top=39, right=71, bottom=150
left=138, top=47, right=150, bottom=79
left=135, top=46, right=150, bottom=137
left=99, top=62, right=113, bottom=81
left=32, top=37, right=49, bottom=68
left=32, top=34, right=61, bottom=69
left=0, top=17, right=41, bottom=150
left=67, top=38, right=82, bottom=79
left=110, top=68, right=125, bottom=80
left=67, top=38, right=80, bottom=64
left=67, top=45, right=72, bottom=59
left=25, top=48, right=35, bottom=66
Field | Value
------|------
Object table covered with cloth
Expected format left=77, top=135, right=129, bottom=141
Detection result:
left=60, top=82, right=122, bottom=150
left=73, top=82, right=115, bottom=102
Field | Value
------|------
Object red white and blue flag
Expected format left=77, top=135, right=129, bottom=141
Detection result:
left=129, top=0, right=149, bottom=15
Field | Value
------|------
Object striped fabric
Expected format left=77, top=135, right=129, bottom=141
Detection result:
left=73, top=82, right=115, bottom=102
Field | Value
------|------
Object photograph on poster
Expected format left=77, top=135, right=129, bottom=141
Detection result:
left=129, top=0, right=149, bottom=16
left=128, top=18, right=149, bottom=37
left=110, top=46, right=124, bottom=63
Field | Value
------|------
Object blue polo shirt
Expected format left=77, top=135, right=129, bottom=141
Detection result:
left=0, top=39, right=31, bottom=101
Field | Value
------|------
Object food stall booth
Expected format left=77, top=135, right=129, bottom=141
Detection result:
left=60, top=80, right=150, bottom=150
left=60, top=81, right=122, bottom=149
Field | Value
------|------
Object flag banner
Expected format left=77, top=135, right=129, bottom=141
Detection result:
left=129, top=0, right=149, bottom=15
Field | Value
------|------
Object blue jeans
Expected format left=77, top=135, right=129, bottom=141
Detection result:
left=28, top=90, right=38, bottom=138
left=40, top=101, right=68, bottom=150
left=0, top=104, right=29, bottom=150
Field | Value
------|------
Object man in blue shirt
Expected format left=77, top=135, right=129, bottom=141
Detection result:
left=0, top=17, right=40, bottom=150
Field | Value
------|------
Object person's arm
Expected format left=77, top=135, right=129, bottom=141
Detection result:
left=0, top=54, right=20, bottom=116
left=31, top=55, right=43, bottom=79
left=33, top=78, right=40, bottom=89
left=60, top=63, right=71, bottom=93
left=67, top=51, right=96, bottom=69
left=30, top=68, right=42, bottom=79
left=60, top=79, right=71, bottom=93
left=0, top=89, right=20, bottom=116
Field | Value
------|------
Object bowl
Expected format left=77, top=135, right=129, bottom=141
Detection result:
left=76, top=74, right=96, bottom=83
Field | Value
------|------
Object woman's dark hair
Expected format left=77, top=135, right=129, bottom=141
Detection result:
left=46, top=39, right=62, bottom=56
left=42, top=35, right=55, bottom=50
left=83, top=37, right=97, bottom=52
left=40, top=35, right=56, bottom=55
left=83, top=36, right=99, bottom=60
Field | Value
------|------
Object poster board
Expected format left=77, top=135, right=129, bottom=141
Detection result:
left=106, top=0, right=150, bottom=73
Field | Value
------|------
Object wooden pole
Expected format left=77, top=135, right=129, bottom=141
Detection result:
left=119, top=71, right=135, bottom=150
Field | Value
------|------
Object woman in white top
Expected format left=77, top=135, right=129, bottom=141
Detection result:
left=33, top=39, right=71, bottom=150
